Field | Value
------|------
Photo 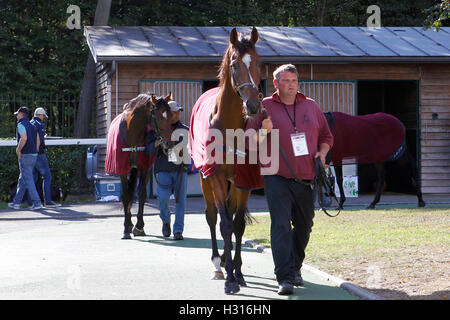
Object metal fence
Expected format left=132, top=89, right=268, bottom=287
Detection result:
left=0, top=94, right=78, bottom=138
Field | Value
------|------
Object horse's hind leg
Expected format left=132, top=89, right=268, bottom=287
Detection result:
left=368, top=162, right=385, bottom=209
left=133, top=169, right=148, bottom=236
left=334, top=165, right=346, bottom=209
left=406, top=151, right=425, bottom=207
left=201, top=177, right=224, bottom=280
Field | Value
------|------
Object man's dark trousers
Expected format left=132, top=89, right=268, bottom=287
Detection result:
left=263, top=175, right=315, bottom=284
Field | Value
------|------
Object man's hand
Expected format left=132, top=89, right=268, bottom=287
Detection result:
left=262, top=116, right=273, bottom=133
left=314, top=151, right=326, bottom=166
left=315, top=143, right=330, bottom=166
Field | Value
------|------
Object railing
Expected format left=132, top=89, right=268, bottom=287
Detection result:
left=0, top=94, right=79, bottom=138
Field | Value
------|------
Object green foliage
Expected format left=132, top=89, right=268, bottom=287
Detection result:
left=0, top=0, right=445, bottom=136
left=0, top=143, right=86, bottom=202
left=46, top=145, right=86, bottom=195
left=0, top=143, right=19, bottom=202
left=424, top=0, right=450, bottom=30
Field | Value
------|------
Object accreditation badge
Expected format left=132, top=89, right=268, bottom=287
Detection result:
left=290, top=132, right=309, bottom=157
left=168, top=148, right=178, bottom=163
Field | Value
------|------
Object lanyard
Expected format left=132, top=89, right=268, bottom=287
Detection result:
left=282, top=101, right=297, bottom=132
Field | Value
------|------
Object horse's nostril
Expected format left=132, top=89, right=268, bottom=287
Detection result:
left=258, top=92, right=264, bottom=101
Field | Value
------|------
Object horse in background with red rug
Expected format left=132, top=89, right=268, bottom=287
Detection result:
left=189, top=27, right=264, bottom=294
left=324, top=111, right=426, bottom=209
left=105, top=93, right=174, bottom=239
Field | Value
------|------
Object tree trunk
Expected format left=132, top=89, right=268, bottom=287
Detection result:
left=74, top=0, right=112, bottom=138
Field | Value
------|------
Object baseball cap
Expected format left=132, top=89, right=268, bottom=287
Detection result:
left=168, top=101, right=183, bottom=112
left=34, top=107, right=48, bottom=118
left=14, top=106, right=31, bottom=116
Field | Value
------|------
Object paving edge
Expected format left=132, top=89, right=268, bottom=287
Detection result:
left=243, top=237, right=385, bottom=300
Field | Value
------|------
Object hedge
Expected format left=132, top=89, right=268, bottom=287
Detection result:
left=0, top=142, right=87, bottom=202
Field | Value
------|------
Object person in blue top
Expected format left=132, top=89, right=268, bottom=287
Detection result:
left=146, top=100, right=189, bottom=240
left=30, top=107, right=61, bottom=207
left=8, top=107, right=43, bottom=210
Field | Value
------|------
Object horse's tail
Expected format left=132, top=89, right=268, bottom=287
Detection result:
left=243, top=207, right=256, bottom=225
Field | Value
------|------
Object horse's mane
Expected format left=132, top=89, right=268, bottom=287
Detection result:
left=218, top=35, right=255, bottom=88
left=123, top=93, right=152, bottom=111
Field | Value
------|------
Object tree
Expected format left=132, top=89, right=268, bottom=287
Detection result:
left=74, top=0, right=111, bottom=138
left=424, top=0, right=450, bottom=30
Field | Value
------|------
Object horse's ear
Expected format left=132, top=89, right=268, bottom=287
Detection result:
left=250, top=27, right=258, bottom=44
left=150, top=95, right=158, bottom=106
left=164, top=92, right=173, bottom=102
left=230, top=28, right=238, bottom=47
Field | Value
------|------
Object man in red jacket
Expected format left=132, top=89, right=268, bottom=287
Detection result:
left=246, top=64, right=333, bottom=295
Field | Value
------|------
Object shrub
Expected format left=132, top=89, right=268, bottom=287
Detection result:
left=0, top=142, right=86, bottom=202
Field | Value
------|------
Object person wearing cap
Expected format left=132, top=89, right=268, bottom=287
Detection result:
left=29, top=108, right=61, bottom=208
left=146, top=100, right=189, bottom=240
left=8, top=107, right=43, bottom=210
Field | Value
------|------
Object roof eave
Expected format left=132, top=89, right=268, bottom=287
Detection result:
left=94, top=55, right=450, bottom=64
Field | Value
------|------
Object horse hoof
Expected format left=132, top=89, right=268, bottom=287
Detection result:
left=122, top=233, right=132, bottom=240
left=237, top=277, right=247, bottom=287
left=211, top=271, right=225, bottom=280
left=224, top=281, right=240, bottom=295
left=367, top=204, right=376, bottom=210
left=132, top=227, right=146, bottom=236
left=419, top=201, right=426, bottom=207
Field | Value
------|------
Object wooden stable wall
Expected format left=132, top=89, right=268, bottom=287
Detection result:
left=95, top=62, right=109, bottom=172
left=420, top=64, right=450, bottom=194
left=96, top=61, right=450, bottom=194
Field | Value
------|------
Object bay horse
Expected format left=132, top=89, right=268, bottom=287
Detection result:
left=105, top=93, right=174, bottom=239
left=324, top=111, right=425, bottom=209
left=189, top=27, right=263, bottom=294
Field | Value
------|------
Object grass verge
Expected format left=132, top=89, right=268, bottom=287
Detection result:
left=244, top=207, right=450, bottom=299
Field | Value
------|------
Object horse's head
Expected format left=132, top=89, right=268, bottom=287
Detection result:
left=224, top=27, right=263, bottom=116
left=149, top=93, right=175, bottom=151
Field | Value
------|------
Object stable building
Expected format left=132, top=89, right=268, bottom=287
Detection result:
left=84, top=26, right=450, bottom=196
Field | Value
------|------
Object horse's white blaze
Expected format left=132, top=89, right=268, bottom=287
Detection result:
left=242, top=53, right=251, bottom=69
left=162, top=111, right=167, bottom=119
left=242, top=53, right=256, bottom=87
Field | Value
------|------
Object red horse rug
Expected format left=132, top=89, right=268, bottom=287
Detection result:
left=328, top=112, right=406, bottom=165
left=105, top=114, right=154, bottom=176
left=189, top=87, right=263, bottom=190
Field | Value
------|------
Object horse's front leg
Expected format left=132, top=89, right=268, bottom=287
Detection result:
left=133, top=169, right=148, bottom=236
left=121, top=175, right=134, bottom=240
left=230, top=186, right=251, bottom=287
left=218, top=201, right=239, bottom=294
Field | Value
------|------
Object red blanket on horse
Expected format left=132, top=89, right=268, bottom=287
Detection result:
left=329, top=112, right=405, bottom=165
left=105, top=114, right=154, bottom=176
left=189, top=87, right=263, bottom=190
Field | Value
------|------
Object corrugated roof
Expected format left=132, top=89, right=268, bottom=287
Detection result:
left=84, top=26, right=450, bottom=63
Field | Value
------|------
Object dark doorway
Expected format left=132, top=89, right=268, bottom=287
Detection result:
left=203, top=80, right=219, bottom=92
left=357, top=80, right=419, bottom=194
